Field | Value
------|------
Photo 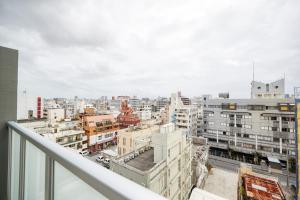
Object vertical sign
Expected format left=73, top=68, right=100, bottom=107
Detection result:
left=295, top=87, right=300, bottom=199
left=297, top=99, right=300, bottom=199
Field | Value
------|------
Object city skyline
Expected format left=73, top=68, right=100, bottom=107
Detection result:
left=1, top=0, right=300, bottom=98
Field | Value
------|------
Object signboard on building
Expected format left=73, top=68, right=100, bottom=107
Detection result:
left=295, top=87, right=300, bottom=199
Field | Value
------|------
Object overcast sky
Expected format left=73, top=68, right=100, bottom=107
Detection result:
left=1, top=0, right=299, bottom=99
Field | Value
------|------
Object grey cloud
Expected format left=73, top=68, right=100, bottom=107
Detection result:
left=0, top=0, right=300, bottom=98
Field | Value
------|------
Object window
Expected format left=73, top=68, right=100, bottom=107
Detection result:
left=98, top=135, right=102, bottom=140
left=123, top=138, right=126, bottom=145
left=123, top=148, right=126, bottom=154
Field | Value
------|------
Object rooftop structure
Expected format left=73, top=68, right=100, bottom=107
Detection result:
left=238, top=165, right=286, bottom=200
left=251, top=78, right=285, bottom=99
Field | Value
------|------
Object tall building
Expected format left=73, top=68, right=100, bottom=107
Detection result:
left=169, top=92, right=198, bottom=136
left=17, top=91, right=44, bottom=120
left=201, top=97, right=296, bottom=161
left=251, top=78, right=285, bottom=99
left=111, top=123, right=192, bottom=200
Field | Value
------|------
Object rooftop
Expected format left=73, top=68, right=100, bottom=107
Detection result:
left=126, top=148, right=155, bottom=171
left=242, top=173, right=285, bottom=200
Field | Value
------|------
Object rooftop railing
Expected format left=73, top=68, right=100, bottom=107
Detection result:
left=7, top=121, right=166, bottom=200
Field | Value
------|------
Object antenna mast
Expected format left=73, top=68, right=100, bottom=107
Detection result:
left=252, top=61, right=255, bottom=82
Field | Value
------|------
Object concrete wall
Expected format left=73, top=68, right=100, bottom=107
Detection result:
left=0, top=46, right=18, bottom=200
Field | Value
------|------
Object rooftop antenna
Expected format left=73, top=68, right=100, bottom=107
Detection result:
left=252, top=61, right=255, bottom=82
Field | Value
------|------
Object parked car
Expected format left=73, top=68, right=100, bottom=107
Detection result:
left=103, top=158, right=110, bottom=169
left=103, top=158, right=110, bottom=165
left=80, top=151, right=89, bottom=156
left=96, top=156, right=104, bottom=163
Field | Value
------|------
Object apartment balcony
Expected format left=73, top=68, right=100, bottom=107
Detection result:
left=7, top=121, right=166, bottom=200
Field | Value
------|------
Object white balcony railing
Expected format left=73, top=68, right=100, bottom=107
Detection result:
left=7, top=121, right=166, bottom=200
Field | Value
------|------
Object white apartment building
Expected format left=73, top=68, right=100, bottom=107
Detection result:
left=47, top=108, right=65, bottom=124
left=43, top=129, right=88, bottom=154
left=18, top=120, right=88, bottom=154
left=111, top=123, right=192, bottom=200
left=169, top=92, right=198, bottom=136
left=136, top=105, right=152, bottom=121
left=17, top=91, right=44, bottom=120
left=117, top=125, right=160, bottom=156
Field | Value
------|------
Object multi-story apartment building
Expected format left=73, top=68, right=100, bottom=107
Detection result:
left=117, top=125, right=160, bottom=156
left=43, top=129, right=88, bottom=154
left=109, top=97, right=122, bottom=111
left=111, top=123, right=192, bottom=200
left=202, top=98, right=296, bottom=161
left=156, top=97, right=170, bottom=112
left=175, top=107, right=198, bottom=136
left=169, top=92, right=198, bottom=136
left=129, top=98, right=141, bottom=111
left=82, top=114, right=119, bottom=153
left=136, top=105, right=152, bottom=121
left=46, top=108, right=65, bottom=124
left=18, top=119, right=88, bottom=154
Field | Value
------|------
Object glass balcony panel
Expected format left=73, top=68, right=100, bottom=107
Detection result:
left=54, top=161, right=108, bottom=200
left=11, top=130, right=20, bottom=200
left=24, top=141, right=46, bottom=200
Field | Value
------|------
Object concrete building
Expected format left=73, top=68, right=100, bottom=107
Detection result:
left=81, top=114, right=119, bottom=153
left=111, top=123, right=192, bottom=200
left=109, top=98, right=122, bottom=111
left=169, top=92, right=198, bottom=137
left=251, top=78, right=285, bottom=99
left=129, top=98, right=141, bottom=111
left=18, top=119, right=88, bottom=154
left=156, top=97, right=169, bottom=112
left=201, top=97, right=296, bottom=161
left=191, top=136, right=209, bottom=189
left=17, top=91, right=44, bottom=120
left=117, top=125, right=160, bottom=156
left=46, top=108, right=65, bottom=124
left=136, top=105, right=152, bottom=121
